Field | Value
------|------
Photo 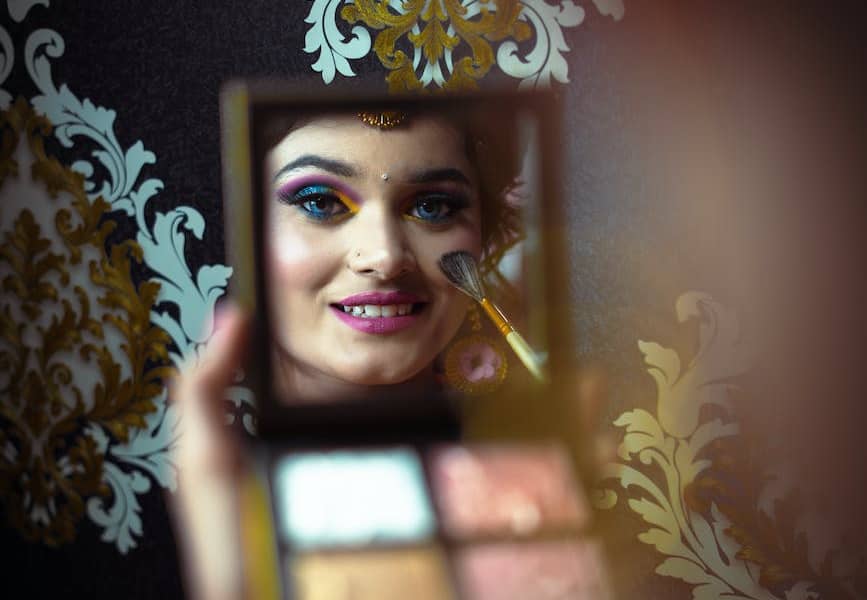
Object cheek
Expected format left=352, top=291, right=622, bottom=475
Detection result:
left=412, top=222, right=483, bottom=288
left=267, top=224, right=337, bottom=300
left=409, top=222, right=482, bottom=346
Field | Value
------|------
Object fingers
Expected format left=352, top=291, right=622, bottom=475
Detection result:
left=196, top=303, right=251, bottom=398
left=173, top=303, right=250, bottom=475
left=169, top=302, right=251, bottom=600
left=187, top=303, right=251, bottom=424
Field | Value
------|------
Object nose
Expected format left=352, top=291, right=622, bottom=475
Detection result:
left=347, top=208, right=417, bottom=280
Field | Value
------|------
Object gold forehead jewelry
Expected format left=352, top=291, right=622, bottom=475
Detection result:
left=357, top=110, right=407, bottom=129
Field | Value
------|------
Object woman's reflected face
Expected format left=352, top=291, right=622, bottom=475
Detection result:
left=266, top=114, right=482, bottom=398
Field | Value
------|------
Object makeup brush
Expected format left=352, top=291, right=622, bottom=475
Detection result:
left=439, top=251, right=546, bottom=383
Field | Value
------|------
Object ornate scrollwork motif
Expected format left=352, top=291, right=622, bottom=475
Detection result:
left=685, top=421, right=867, bottom=599
left=304, top=0, right=624, bottom=90
left=595, top=292, right=866, bottom=600
left=0, top=97, right=174, bottom=546
left=19, top=26, right=235, bottom=552
left=7, top=1, right=50, bottom=24
left=342, top=0, right=531, bottom=91
left=0, top=24, right=13, bottom=109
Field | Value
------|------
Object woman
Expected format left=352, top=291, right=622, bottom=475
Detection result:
left=263, top=109, right=518, bottom=403
left=172, top=107, right=608, bottom=599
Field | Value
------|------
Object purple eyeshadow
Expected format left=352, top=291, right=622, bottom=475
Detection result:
left=274, top=173, right=362, bottom=206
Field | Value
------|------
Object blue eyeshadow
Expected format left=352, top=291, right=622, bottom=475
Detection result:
left=274, top=448, right=435, bottom=549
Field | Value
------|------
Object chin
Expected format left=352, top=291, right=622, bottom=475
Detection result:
left=337, top=360, right=430, bottom=388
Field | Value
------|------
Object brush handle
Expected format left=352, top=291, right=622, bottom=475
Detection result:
left=479, top=298, right=547, bottom=382
left=505, top=330, right=547, bottom=383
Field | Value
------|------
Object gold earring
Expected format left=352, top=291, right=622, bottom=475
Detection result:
left=443, top=304, right=508, bottom=396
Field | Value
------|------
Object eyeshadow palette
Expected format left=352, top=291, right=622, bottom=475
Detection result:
left=264, top=442, right=609, bottom=600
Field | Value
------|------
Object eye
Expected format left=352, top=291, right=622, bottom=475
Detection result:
left=278, top=184, right=353, bottom=222
left=406, top=193, right=468, bottom=224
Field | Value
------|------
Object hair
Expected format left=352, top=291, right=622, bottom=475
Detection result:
left=449, top=106, right=525, bottom=286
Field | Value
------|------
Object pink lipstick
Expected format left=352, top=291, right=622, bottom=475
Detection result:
left=331, top=291, right=426, bottom=334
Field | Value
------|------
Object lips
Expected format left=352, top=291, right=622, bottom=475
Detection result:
left=331, top=291, right=427, bottom=334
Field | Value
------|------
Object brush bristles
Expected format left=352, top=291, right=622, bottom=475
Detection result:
left=439, top=251, right=485, bottom=302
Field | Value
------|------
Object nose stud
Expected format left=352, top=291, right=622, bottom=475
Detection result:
left=380, top=173, right=389, bottom=181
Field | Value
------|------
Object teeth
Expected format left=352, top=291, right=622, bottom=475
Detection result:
left=340, top=303, right=415, bottom=318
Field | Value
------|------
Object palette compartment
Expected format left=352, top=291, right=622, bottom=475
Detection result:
left=268, top=442, right=606, bottom=599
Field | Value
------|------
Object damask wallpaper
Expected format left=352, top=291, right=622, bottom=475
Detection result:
left=1, top=1, right=865, bottom=598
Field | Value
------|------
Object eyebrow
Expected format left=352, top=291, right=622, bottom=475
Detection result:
left=272, top=155, right=472, bottom=187
left=273, top=154, right=356, bottom=181
left=409, top=167, right=472, bottom=186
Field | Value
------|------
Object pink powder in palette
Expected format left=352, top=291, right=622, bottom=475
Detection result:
left=428, top=445, right=589, bottom=538
left=454, top=540, right=611, bottom=600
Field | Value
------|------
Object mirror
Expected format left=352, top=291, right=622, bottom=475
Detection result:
left=221, top=85, right=568, bottom=440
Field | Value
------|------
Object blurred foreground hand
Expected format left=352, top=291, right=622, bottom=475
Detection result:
left=168, top=303, right=612, bottom=599
left=170, top=304, right=249, bottom=600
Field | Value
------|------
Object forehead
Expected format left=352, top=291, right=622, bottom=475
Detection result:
left=266, top=114, right=472, bottom=176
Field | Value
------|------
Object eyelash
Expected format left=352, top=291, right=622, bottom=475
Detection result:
left=277, top=184, right=354, bottom=222
left=277, top=184, right=469, bottom=225
left=405, top=193, right=470, bottom=224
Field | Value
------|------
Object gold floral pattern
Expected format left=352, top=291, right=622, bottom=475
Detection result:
left=686, top=432, right=867, bottom=600
left=0, top=97, right=173, bottom=546
left=341, top=0, right=530, bottom=91
left=595, top=292, right=866, bottom=600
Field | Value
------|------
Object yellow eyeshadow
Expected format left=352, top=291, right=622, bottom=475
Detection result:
left=334, top=188, right=359, bottom=214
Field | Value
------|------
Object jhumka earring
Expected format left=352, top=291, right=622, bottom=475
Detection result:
left=357, top=110, right=407, bottom=130
left=443, top=303, right=508, bottom=396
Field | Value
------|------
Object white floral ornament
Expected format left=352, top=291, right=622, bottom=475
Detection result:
left=0, top=25, right=13, bottom=109
left=303, top=0, right=625, bottom=90
left=305, top=0, right=374, bottom=83
left=7, top=0, right=49, bottom=23
left=19, top=27, right=244, bottom=553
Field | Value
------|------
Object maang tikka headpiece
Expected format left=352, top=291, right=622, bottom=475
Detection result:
left=357, top=110, right=407, bottom=130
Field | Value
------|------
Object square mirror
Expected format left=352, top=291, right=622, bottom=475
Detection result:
left=220, top=83, right=570, bottom=442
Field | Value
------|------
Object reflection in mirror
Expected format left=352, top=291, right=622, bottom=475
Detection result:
left=259, top=104, right=546, bottom=407
left=219, top=89, right=595, bottom=600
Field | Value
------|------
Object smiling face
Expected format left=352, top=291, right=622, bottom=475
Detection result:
left=265, top=114, right=483, bottom=401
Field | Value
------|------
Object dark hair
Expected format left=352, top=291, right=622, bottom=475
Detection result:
left=451, top=106, right=525, bottom=280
